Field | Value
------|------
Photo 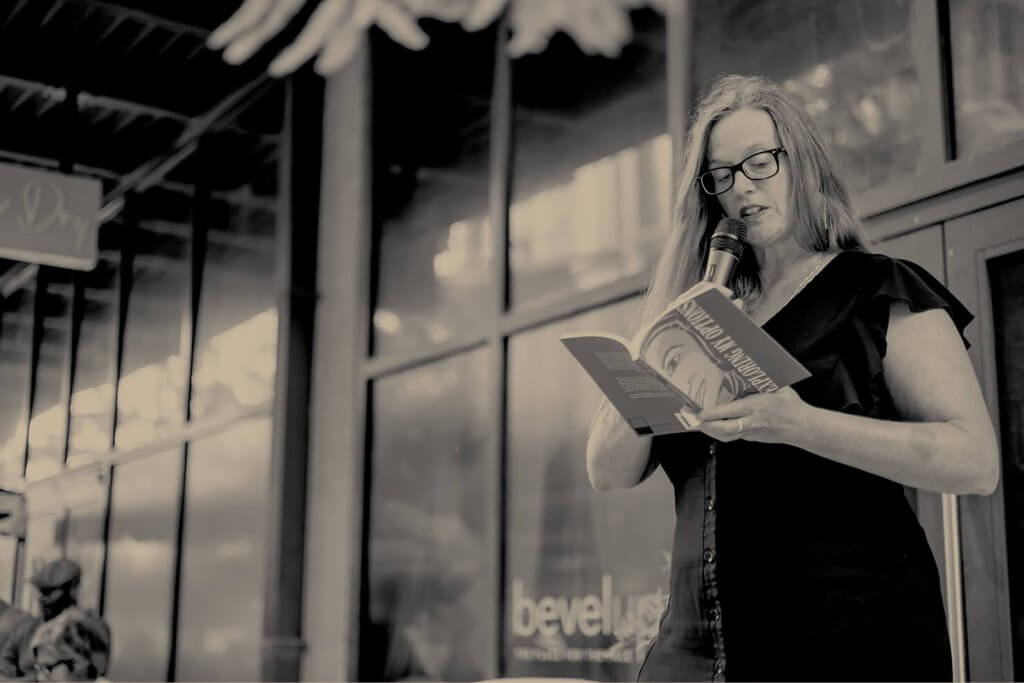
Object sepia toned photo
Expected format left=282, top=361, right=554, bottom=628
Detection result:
left=0, top=1, right=1021, bottom=681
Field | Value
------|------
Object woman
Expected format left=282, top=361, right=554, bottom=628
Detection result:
left=586, top=74, right=999, bottom=682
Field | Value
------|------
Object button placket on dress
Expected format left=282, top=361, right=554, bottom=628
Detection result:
left=703, top=441, right=726, bottom=681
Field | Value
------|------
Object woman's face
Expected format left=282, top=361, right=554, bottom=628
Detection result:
left=707, top=107, right=792, bottom=247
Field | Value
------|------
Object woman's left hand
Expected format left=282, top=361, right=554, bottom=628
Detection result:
left=695, top=386, right=811, bottom=444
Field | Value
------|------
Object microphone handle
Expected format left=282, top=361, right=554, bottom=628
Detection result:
left=703, top=250, right=739, bottom=288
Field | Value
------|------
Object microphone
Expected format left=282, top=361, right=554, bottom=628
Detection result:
left=703, top=218, right=748, bottom=287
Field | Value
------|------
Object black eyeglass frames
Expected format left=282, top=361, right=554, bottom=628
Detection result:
left=699, top=147, right=786, bottom=195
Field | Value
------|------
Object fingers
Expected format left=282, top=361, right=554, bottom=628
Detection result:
left=374, top=0, right=430, bottom=50
left=208, top=0, right=274, bottom=50
left=461, top=0, right=508, bottom=30
left=224, top=0, right=306, bottom=65
left=270, top=0, right=351, bottom=76
left=696, top=417, right=746, bottom=443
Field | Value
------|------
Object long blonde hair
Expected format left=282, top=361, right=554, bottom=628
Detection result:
left=638, top=74, right=873, bottom=329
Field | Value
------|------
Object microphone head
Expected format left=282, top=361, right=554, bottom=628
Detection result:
left=709, top=217, right=748, bottom=260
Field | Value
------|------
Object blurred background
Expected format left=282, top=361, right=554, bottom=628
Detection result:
left=0, top=0, right=1021, bottom=681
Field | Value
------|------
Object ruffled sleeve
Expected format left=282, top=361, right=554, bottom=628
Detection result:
left=827, top=255, right=974, bottom=417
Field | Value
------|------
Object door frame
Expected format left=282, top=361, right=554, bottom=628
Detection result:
left=945, top=204, right=1024, bottom=682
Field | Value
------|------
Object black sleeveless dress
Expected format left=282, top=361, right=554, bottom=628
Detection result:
left=637, top=250, right=971, bottom=682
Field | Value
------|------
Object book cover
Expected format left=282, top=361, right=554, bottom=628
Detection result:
left=561, top=285, right=810, bottom=435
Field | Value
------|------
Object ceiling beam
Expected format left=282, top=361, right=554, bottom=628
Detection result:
left=0, top=73, right=190, bottom=124
left=70, top=0, right=211, bottom=41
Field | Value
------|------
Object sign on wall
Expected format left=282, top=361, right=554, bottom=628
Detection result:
left=0, top=162, right=101, bottom=271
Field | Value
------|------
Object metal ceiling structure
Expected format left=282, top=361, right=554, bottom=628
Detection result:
left=0, top=0, right=290, bottom=295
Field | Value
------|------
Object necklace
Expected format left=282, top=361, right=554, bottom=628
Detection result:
left=751, top=251, right=836, bottom=325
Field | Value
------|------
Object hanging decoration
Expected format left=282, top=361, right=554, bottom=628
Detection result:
left=208, top=0, right=668, bottom=76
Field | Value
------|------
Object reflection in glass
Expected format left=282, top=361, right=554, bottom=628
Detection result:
left=190, top=107, right=281, bottom=420
left=104, top=450, right=181, bottom=682
left=20, top=514, right=60, bottom=613
left=0, top=536, right=16, bottom=602
left=950, top=0, right=1024, bottom=157
left=693, top=0, right=925, bottom=193
left=26, top=272, right=72, bottom=482
left=372, top=21, right=498, bottom=355
left=510, top=9, right=669, bottom=308
left=365, top=350, right=496, bottom=681
left=175, top=416, right=271, bottom=682
left=116, top=188, right=189, bottom=449
left=988, top=250, right=1024, bottom=678
left=60, top=467, right=108, bottom=613
left=506, top=300, right=675, bottom=681
left=68, top=257, right=118, bottom=469
left=0, top=289, right=33, bottom=484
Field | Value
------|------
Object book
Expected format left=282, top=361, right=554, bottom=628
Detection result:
left=560, top=282, right=811, bottom=435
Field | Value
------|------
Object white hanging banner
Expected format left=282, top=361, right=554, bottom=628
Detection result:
left=0, top=162, right=101, bottom=271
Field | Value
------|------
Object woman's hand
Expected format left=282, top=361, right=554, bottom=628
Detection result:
left=694, top=386, right=810, bottom=443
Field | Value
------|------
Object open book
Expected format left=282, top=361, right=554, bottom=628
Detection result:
left=561, top=282, right=810, bottom=435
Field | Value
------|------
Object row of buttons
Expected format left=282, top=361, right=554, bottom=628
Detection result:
left=708, top=440, right=724, bottom=679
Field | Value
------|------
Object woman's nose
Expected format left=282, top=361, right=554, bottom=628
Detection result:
left=731, top=169, right=757, bottom=194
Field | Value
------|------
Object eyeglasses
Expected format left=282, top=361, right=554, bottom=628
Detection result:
left=699, top=148, right=786, bottom=195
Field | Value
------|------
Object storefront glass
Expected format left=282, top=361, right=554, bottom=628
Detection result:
left=115, top=186, right=190, bottom=449
left=0, top=289, right=33, bottom=484
left=506, top=300, right=675, bottom=680
left=950, top=0, right=1024, bottom=157
left=372, top=22, right=498, bottom=356
left=103, top=449, right=181, bottom=682
left=693, top=0, right=927, bottom=194
left=0, top=536, right=15, bottom=602
left=988, top=249, right=1024, bottom=678
left=365, top=349, right=497, bottom=681
left=25, top=271, right=72, bottom=481
left=67, top=255, right=118, bottom=469
left=190, top=93, right=282, bottom=421
left=175, top=416, right=271, bottom=682
left=509, top=9, right=670, bottom=309
left=60, top=467, right=107, bottom=612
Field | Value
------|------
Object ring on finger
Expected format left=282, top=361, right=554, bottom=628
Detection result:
left=735, top=417, right=744, bottom=434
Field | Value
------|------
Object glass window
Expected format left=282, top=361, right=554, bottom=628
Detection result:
left=0, top=288, right=33, bottom=484
left=68, top=252, right=119, bottom=469
left=174, top=416, right=271, bottom=682
left=190, top=89, right=282, bottom=421
left=693, top=0, right=928, bottom=193
left=19, top=513, right=61, bottom=613
left=372, top=21, right=498, bottom=355
left=505, top=300, right=675, bottom=681
left=25, top=270, right=72, bottom=481
left=509, top=9, right=670, bottom=308
left=104, top=450, right=181, bottom=682
left=364, top=350, right=496, bottom=681
left=61, top=467, right=108, bottom=612
left=0, top=536, right=16, bottom=602
left=950, top=0, right=1024, bottom=157
left=115, top=187, right=189, bottom=449
left=988, top=249, right=1024, bottom=678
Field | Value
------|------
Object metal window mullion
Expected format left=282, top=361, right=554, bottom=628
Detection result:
left=261, top=73, right=322, bottom=682
left=57, top=275, right=83, bottom=468
left=913, top=0, right=956, bottom=167
left=97, top=192, right=134, bottom=618
left=490, top=12, right=513, bottom=678
left=165, top=138, right=210, bottom=682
